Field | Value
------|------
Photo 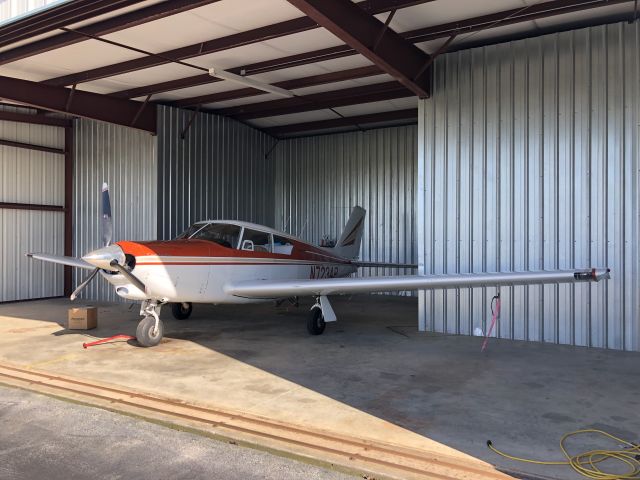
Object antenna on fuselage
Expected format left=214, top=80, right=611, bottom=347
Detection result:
left=298, top=218, right=309, bottom=239
left=282, top=215, right=292, bottom=234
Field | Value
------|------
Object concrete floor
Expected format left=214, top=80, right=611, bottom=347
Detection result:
left=0, top=385, right=355, bottom=480
left=1, top=296, right=639, bottom=480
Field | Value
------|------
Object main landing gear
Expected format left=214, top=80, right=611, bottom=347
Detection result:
left=307, top=295, right=337, bottom=335
left=136, top=300, right=165, bottom=347
left=171, top=302, right=192, bottom=320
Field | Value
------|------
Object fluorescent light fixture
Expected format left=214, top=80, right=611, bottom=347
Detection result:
left=209, top=67, right=294, bottom=98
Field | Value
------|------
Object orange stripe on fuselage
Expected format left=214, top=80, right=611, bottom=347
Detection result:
left=116, top=239, right=350, bottom=264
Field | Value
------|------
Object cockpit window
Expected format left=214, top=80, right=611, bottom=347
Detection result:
left=175, top=223, right=206, bottom=240
left=240, top=229, right=272, bottom=253
left=273, top=235, right=294, bottom=255
left=190, top=223, right=242, bottom=248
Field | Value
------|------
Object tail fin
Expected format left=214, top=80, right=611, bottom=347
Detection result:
left=333, top=206, right=366, bottom=259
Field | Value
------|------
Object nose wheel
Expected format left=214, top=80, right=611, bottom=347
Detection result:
left=137, top=300, right=165, bottom=347
left=136, top=315, right=164, bottom=347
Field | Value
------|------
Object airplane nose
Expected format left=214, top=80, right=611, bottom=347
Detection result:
left=82, top=244, right=126, bottom=270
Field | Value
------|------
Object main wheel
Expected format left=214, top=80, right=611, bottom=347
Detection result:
left=171, top=302, right=192, bottom=320
left=136, top=316, right=164, bottom=347
left=307, top=308, right=326, bottom=335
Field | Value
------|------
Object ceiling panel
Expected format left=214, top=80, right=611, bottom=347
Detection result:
left=105, top=0, right=305, bottom=54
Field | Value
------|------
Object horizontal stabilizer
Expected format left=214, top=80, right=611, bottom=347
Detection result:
left=26, top=253, right=95, bottom=270
left=225, top=269, right=610, bottom=299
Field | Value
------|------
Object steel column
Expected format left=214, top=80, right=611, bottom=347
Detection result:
left=64, top=126, right=73, bottom=297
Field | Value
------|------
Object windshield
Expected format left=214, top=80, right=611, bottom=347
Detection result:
left=191, top=223, right=242, bottom=248
left=175, top=223, right=206, bottom=240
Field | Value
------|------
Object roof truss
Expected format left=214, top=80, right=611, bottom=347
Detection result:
left=285, top=0, right=431, bottom=97
left=0, top=75, right=156, bottom=133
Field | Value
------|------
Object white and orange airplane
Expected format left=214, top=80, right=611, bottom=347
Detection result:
left=28, top=184, right=610, bottom=347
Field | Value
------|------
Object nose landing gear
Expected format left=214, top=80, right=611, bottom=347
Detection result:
left=137, top=300, right=165, bottom=347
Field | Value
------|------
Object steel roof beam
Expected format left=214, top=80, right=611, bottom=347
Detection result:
left=264, top=108, right=418, bottom=137
left=214, top=81, right=412, bottom=120
left=0, top=110, right=71, bottom=127
left=0, top=75, right=156, bottom=133
left=399, top=0, right=633, bottom=44
left=0, top=0, right=223, bottom=65
left=171, top=65, right=383, bottom=108
left=286, top=0, right=431, bottom=97
left=110, top=0, right=632, bottom=99
left=0, top=0, right=145, bottom=51
left=42, top=0, right=434, bottom=87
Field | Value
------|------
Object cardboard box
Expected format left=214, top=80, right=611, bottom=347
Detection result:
left=67, top=307, right=98, bottom=330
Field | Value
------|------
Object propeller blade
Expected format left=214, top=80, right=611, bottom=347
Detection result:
left=26, top=253, right=95, bottom=270
left=109, top=260, right=146, bottom=294
left=101, top=182, right=113, bottom=247
left=70, top=268, right=99, bottom=300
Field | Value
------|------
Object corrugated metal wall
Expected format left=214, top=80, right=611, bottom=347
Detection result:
left=273, top=126, right=418, bottom=283
left=418, top=21, right=639, bottom=351
left=0, top=106, right=65, bottom=301
left=157, top=106, right=275, bottom=239
left=0, top=0, right=61, bottom=23
left=73, top=119, right=157, bottom=301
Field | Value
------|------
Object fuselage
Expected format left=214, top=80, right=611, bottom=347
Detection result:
left=100, top=221, right=356, bottom=303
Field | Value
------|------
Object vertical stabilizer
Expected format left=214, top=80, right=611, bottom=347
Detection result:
left=332, top=206, right=366, bottom=259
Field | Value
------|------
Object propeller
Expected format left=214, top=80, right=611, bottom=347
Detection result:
left=101, top=182, right=113, bottom=247
left=70, top=182, right=146, bottom=299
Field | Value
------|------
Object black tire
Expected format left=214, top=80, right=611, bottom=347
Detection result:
left=136, top=316, right=164, bottom=347
left=171, top=302, right=192, bottom=320
left=307, top=308, right=326, bottom=335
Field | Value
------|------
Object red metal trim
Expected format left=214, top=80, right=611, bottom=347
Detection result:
left=0, top=0, right=223, bottom=65
left=0, top=110, right=71, bottom=128
left=64, top=126, right=74, bottom=297
left=0, top=138, right=65, bottom=155
left=0, top=202, right=65, bottom=212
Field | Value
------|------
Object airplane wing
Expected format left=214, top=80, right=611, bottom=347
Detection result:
left=225, top=269, right=610, bottom=299
left=26, top=253, right=95, bottom=270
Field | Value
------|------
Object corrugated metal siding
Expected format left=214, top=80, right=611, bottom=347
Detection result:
left=0, top=105, right=65, bottom=301
left=418, top=21, right=639, bottom=351
left=73, top=118, right=157, bottom=302
left=157, top=106, right=274, bottom=239
left=273, top=126, right=418, bottom=284
left=0, top=0, right=61, bottom=23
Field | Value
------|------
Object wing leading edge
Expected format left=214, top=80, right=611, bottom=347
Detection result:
left=225, top=269, right=610, bottom=299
